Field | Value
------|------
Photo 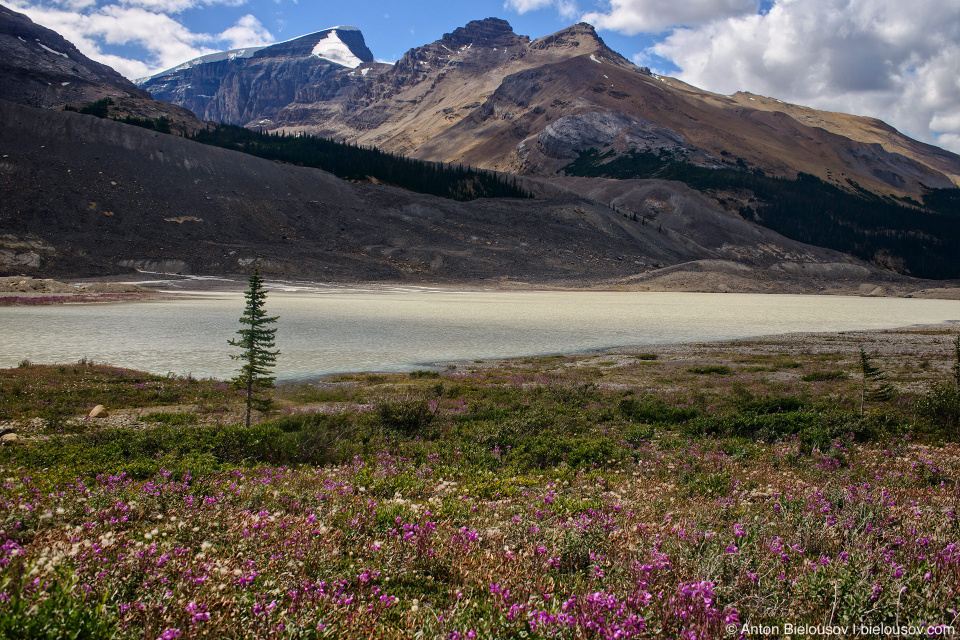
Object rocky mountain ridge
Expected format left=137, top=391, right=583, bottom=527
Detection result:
left=139, top=26, right=378, bottom=126
left=140, top=17, right=960, bottom=200
left=0, top=3, right=149, bottom=108
left=1, top=97, right=914, bottom=294
left=1, top=11, right=957, bottom=291
left=0, top=4, right=205, bottom=133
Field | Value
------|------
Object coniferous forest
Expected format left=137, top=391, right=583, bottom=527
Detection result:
left=563, top=149, right=960, bottom=280
left=190, top=125, right=530, bottom=202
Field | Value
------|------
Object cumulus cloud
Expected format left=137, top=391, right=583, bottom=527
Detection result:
left=553, top=0, right=960, bottom=152
left=218, top=13, right=271, bottom=49
left=116, top=0, right=244, bottom=13
left=505, top=0, right=578, bottom=20
left=3, top=0, right=274, bottom=78
left=648, top=0, right=960, bottom=152
left=581, top=0, right=758, bottom=34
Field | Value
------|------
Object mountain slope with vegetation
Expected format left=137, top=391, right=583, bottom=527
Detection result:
left=190, top=124, right=529, bottom=201
left=561, top=149, right=960, bottom=279
left=137, top=16, right=960, bottom=283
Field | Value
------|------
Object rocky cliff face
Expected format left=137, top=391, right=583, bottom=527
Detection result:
left=142, top=17, right=960, bottom=198
left=0, top=4, right=206, bottom=134
left=0, top=4, right=150, bottom=108
left=139, top=27, right=377, bottom=127
left=2, top=98, right=895, bottom=291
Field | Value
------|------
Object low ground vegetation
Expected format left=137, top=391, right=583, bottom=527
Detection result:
left=2, top=333, right=960, bottom=638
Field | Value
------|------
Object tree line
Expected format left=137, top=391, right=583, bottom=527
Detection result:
left=562, top=148, right=960, bottom=280
left=190, top=124, right=531, bottom=202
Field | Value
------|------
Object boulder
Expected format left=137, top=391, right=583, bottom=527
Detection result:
left=1, top=432, right=18, bottom=444
left=88, top=404, right=108, bottom=419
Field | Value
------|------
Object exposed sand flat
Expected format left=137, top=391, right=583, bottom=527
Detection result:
left=0, top=276, right=159, bottom=304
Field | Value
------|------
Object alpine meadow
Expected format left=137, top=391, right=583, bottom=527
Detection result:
left=2, top=2, right=960, bottom=639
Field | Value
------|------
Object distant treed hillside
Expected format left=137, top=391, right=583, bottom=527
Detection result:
left=563, top=149, right=960, bottom=280
left=189, top=125, right=531, bottom=202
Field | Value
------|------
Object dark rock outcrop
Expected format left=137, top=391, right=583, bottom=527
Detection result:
left=0, top=4, right=149, bottom=108
left=440, top=17, right=527, bottom=48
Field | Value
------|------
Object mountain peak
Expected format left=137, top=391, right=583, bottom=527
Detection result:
left=252, top=27, right=373, bottom=67
left=531, top=22, right=600, bottom=48
left=440, top=18, right=526, bottom=48
left=140, top=25, right=374, bottom=83
left=530, top=22, right=633, bottom=68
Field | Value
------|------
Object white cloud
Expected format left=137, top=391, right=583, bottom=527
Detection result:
left=49, top=0, right=97, bottom=9
left=581, top=0, right=758, bottom=34
left=218, top=13, right=271, bottom=49
left=649, top=0, right=960, bottom=152
left=505, top=0, right=578, bottom=20
left=3, top=0, right=274, bottom=78
left=505, top=0, right=553, bottom=13
left=116, top=0, right=244, bottom=13
left=517, top=0, right=960, bottom=152
left=939, top=134, right=960, bottom=152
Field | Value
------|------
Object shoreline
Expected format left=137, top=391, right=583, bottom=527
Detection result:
left=116, top=321, right=960, bottom=385
left=421, top=321, right=960, bottom=379
left=0, top=275, right=167, bottom=306
left=4, top=319, right=959, bottom=437
left=2, top=271, right=960, bottom=303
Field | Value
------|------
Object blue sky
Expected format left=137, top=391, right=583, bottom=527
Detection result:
left=3, top=0, right=960, bottom=153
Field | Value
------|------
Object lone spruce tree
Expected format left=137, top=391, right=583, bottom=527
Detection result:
left=229, top=270, right=279, bottom=428
left=858, top=347, right=892, bottom=416
left=953, top=334, right=960, bottom=391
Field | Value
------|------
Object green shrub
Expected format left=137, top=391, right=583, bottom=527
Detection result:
left=0, top=569, right=118, bottom=640
left=373, top=397, right=435, bottom=437
left=622, top=424, right=655, bottom=446
left=0, top=415, right=368, bottom=478
left=687, top=365, right=732, bottom=375
left=686, top=471, right=731, bottom=497
left=77, top=98, right=113, bottom=118
left=476, top=406, right=558, bottom=448
left=915, top=383, right=960, bottom=439
left=802, top=370, right=848, bottom=382
left=532, top=383, right=601, bottom=409
left=618, top=395, right=698, bottom=424
left=737, top=395, right=807, bottom=414
left=141, top=411, right=199, bottom=425
left=508, top=435, right=623, bottom=469
left=685, top=410, right=819, bottom=442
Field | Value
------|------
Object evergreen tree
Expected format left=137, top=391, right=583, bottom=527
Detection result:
left=953, top=335, right=960, bottom=391
left=858, top=347, right=892, bottom=415
left=229, top=270, right=280, bottom=428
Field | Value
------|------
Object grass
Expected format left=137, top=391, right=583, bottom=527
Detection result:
left=0, top=362, right=240, bottom=424
left=2, top=338, right=960, bottom=638
left=801, top=370, right=848, bottom=382
left=687, top=365, right=733, bottom=375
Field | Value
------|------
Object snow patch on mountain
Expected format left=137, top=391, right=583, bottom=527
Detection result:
left=138, top=46, right=267, bottom=83
left=137, top=26, right=364, bottom=84
left=311, top=30, right=362, bottom=68
left=37, top=42, right=68, bottom=58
